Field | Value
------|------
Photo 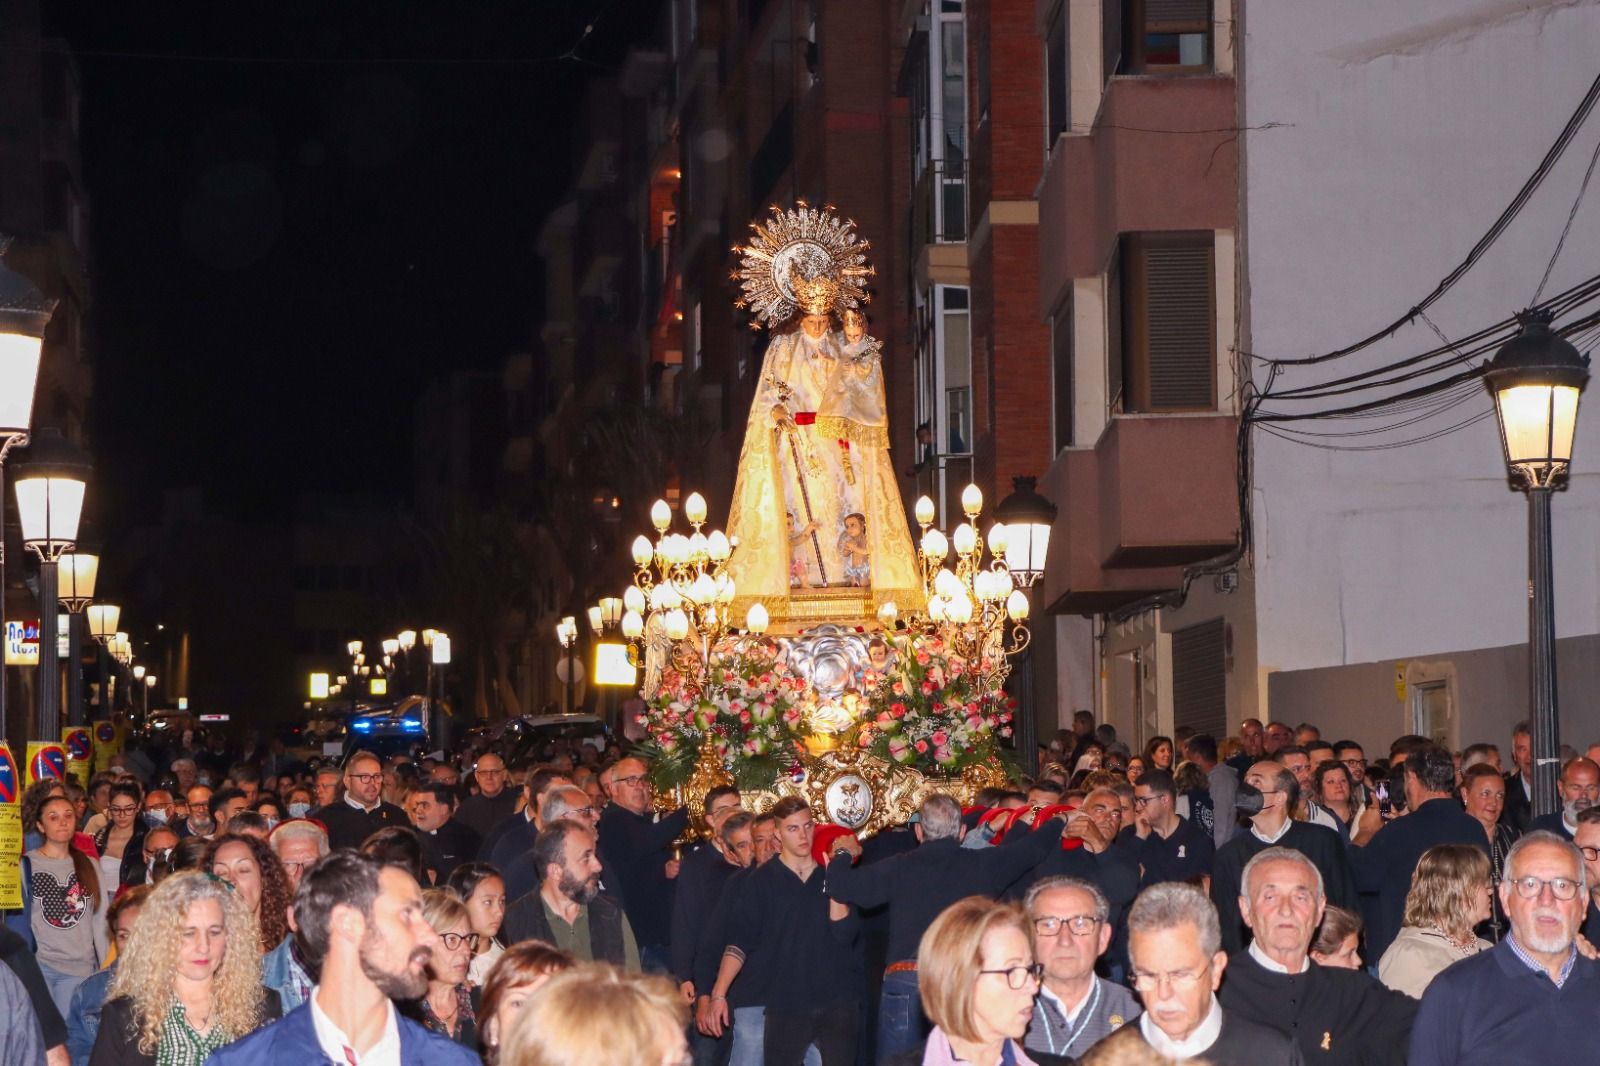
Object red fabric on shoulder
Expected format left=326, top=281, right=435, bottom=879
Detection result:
left=813, top=824, right=858, bottom=865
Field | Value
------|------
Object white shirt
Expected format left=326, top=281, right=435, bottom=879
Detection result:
left=1140, top=994, right=1224, bottom=1058
left=344, top=792, right=381, bottom=814
left=310, top=986, right=401, bottom=1066
left=1303, top=802, right=1341, bottom=833
left=1040, top=979, right=1093, bottom=1027
left=1250, top=817, right=1292, bottom=845
left=1248, top=939, right=1310, bottom=974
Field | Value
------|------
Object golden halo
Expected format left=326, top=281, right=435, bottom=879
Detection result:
left=732, top=201, right=875, bottom=330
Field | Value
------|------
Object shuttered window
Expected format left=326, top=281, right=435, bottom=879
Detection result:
left=1052, top=294, right=1073, bottom=453
left=1117, top=0, right=1212, bottom=76
left=1172, top=618, right=1226, bottom=740
left=1118, top=232, right=1215, bottom=412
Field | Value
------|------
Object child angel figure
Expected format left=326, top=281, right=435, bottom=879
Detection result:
left=838, top=512, right=871, bottom=587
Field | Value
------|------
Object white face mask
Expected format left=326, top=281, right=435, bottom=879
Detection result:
left=287, top=802, right=311, bottom=819
left=142, top=810, right=168, bottom=828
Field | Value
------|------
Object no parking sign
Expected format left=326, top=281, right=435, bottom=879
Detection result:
left=26, top=741, right=66, bottom=785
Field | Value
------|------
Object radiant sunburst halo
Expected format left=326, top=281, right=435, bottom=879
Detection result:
left=732, top=201, right=875, bottom=330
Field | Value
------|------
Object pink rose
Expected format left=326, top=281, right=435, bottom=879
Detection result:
left=915, top=740, right=929, bottom=754
left=931, top=730, right=949, bottom=746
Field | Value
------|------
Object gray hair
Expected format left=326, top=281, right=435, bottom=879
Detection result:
left=171, top=758, right=197, bottom=773
left=1241, top=845, right=1325, bottom=901
left=540, top=786, right=593, bottom=824
left=269, top=818, right=330, bottom=859
left=918, top=794, right=963, bottom=841
left=1024, top=876, right=1110, bottom=924
left=1127, top=883, right=1221, bottom=958
left=1506, top=829, right=1587, bottom=892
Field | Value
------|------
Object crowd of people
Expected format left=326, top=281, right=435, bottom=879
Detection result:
left=2, top=711, right=1599, bottom=1065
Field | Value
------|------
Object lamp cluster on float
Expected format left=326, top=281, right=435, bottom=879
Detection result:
left=621, top=492, right=742, bottom=671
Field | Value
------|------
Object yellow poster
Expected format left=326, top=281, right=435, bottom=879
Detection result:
left=92, top=719, right=124, bottom=773
left=25, top=741, right=67, bottom=786
left=61, top=727, right=93, bottom=789
left=0, top=805, right=20, bottom=910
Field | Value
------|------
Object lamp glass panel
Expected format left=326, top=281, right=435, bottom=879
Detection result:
left=15, top=476, right=86, bottom=546
left=1497, top=385, right=1560, bottom=465
left=0, top=334, right=42, bottom=435
left=87, top=603, right=120, bottom=639
left=60, top=553, right=99, bottom=601
left=431, top=633, right=452, bottom=665
left=310, top=672, right=330, bottom=699
left=594, top=643, right=638, bottom=686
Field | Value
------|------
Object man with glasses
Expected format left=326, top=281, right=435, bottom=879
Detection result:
left=597, top=756, right=690, bottom=974
left=1221, top=848, right=1414, bottom=1066
left=312, top=750, right=408, bottom=849
left=1211, top=761, right=1358, bottom=953
left=824, top=793, right=1067, bottom=1058
left=1094, top=883, right=1297, bottom=1062
left=264, top=820, right=330, bottom=1013
left=1130, top=770, right=1214, bottom=890
left=1022, top=876, right=1141, bottom=1062
left=1409, top=832, right=1600, bottom=1066
left=406, top=782, right=480, bottom=883
left=1531, top=755, right=1600, bottom=840
left=499, top=785, right=605, bottom=901
left=1574, top=807, right=1600, bottom=942
left=454, top=753, right=516, bottom=836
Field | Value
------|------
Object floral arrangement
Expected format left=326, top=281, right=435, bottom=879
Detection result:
left=856, top=634, right=1015, bottom=774
left=634, top=637, right=812, bottom=791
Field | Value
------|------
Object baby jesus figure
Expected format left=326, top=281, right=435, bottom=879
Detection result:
left=838, top=512, right=871, bottom=587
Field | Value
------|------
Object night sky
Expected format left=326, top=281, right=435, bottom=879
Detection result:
left=47, top=1, right=659, bottom=529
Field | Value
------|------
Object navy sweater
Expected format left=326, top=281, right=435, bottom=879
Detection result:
left=1407, top=939, right=1600, bottom=1066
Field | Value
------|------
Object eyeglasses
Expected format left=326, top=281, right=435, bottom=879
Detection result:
left=107, top=805, right=139, bottom=815
left=1580, top=846, right=1600, bottom=862
left=1132, top=795, right=1164, bottom=809
left=346, top=773, right=382, bottom=784
left=1034, top=915, right=1100, bottom=937
left=280, top=860, right=312, bottom=875
left=1509, top=875, right=1581, bottom=901
left=978, top=963, right=1043, bottom=990
left=1131, top=964, right=1211, bottom=992
left=476, top=768, right=506, bottom=777
left=565, top=806, right=597, bottom=819
left=438, top=932, right=481, bottom=951
left=614, top=774, right=648, bottom=788
left=1341, top=757, right=1366, bottom=768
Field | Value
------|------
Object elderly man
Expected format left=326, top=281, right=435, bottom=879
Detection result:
left=1264, top=722, right=1294, bottom=756
left=311, top=751, right=408, bottom=849
left=1530, top=756, right=1600, bottom=840
left=454, top=752, right=516, bottom=836
left=1409, top=832, right=1600, bottom=1065
left=1501, top=722, right=1535, bottom=832
left=169, top=758, right=198, bottom=795
left=1023, top=876, right=1142, bottom=1064
left=1228, top=719, right=1265, bottom=776
left=1094, top=883, right=1299, bottom=1062
left=482, top=765, right=574, bottom=867
left=597, top=755, right=690, bottom=972
left=311, top=766, right=340, bottom=809
left=1220, top=847, right=1415, bottom=1066
left=263, top=820, right=330, bottom=1012
left=500, top=785, right=603, bottom=901
left=502, top=818, right=641, bottom=970
left=1351, top=746, right=1488, bottom=960
left=179, top=784, right=215, bottom=839
left=406, top=781, right=481, bottom=883
left=1210, top=760, right=1357, bottom=953
left=826, top=793, right=1067, bottom=1058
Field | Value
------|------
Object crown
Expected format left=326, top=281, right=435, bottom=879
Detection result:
left=731, top=201, right=875, bottom=330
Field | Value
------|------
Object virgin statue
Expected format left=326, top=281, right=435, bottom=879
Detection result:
left=724, top=203, right=919, bottom=620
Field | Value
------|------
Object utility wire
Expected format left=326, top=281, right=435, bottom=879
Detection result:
left=1532, top=128, right=1600, bottom=303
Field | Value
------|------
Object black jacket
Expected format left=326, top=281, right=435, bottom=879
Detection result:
left=1220, top=950, right=1414, bottom=1066
left=501, top=890, right=632, bottom=966
left=596, top=804, right=690, bottom=949
left=670, top=843, right=741, bottom=985
left=1212, top=821, right=1358, bottom=954
left=90, top=989, right=281, bottom=1066
left=1351, top=797, right=1488, bottom=960
left=1095, top=1010, right=1304, bottom=1065
left=419, top=818, right=481, bottom=883
left=456, top=789, right=519, bottom=839
left=310, top=799, right=409, bottom=851
left=0, top=925, right=64, bottom=1049
left=1502, top=770, right=1534, bottom=832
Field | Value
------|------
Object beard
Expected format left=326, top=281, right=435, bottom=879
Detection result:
left=359, top=927, right=432, bottom=1000
left=559, top=868, right=601, bottom=905
left=1565, top=799, right=1593, bottom=823
left=1519, top=909, right=1576, bottom=954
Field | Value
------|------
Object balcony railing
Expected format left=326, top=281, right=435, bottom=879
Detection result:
left=911, top=159, right=968, bottom=249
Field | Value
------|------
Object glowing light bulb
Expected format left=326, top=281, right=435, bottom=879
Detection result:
left=665, top=609, right=690, bottom=641
left=952, top=522, right=978, bottom=557
left=621, top=610, right=644, bottom=639
left=746, top=603, right=770, bottom=634
left=684, top=491, right=708, bottom=526
left=1006, top=589, right=1031, bottom=621
left=877, top=601, right=898, bottom=628
left=632, top=536, right=654, bottom=567
left=650, top=499, right=672, bottom=532
left=946, top=591, right=974, bottom=623
left=961, top=484, right=983, bottom=517
left=987, top=522, right=1009, bottom=557
left=624, top=586, right=646, bottom=614
left=707, top=530, right=731, bottom=561
left=915, top=496, right=936, bottom=526
left=921, top=529, right=948, bottom=562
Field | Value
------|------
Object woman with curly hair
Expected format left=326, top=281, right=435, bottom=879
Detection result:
left=204, top=833, right=292, bottom=953
left=91, top=871, right=280, bottom=1065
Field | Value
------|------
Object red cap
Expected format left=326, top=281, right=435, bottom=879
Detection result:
left=813, top=824, right=859, bottom=865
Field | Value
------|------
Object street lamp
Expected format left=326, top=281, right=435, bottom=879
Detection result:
left=143, top=673, right=156, bottom=723
left=13, top=428, right=90, bottom=741
left=87, top=601, right=120, bottom=721
left=992, top=476, right=1058, bottom=589
left=58, top=550, right=97, bottom=727
left=1484, top=309, right=1590, bottom=818
left=556, top=616, right=578, bottom=713
left=0, top=240, right=52, bottom=741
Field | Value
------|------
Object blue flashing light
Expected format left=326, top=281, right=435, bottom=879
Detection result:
left=402, top=718, right=423, bottom=732
left=352, top=720, right=372, bottom=731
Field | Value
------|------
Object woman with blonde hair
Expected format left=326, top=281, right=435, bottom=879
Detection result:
left=906, top=896, right=1042, bottom=1066
left=1377, top=843, right=1493, bottom=998
left=90, top=871, right=279, bottom=1065
left=403, top=889, right=480, bottom=1048
left=498, top=963, right=687, bottom=1066
left=477, top=940, right=575, bottom=1064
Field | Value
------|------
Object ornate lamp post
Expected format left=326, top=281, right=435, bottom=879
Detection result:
left=1484, top=309, right=1590, bottom=818
left=0, top=243, right=52, bottom=738
left=13, top=429, right=90, bottom=741
left=993, top=476, right=1058, bottom=759
left=57, top=550, right=97, bottom=727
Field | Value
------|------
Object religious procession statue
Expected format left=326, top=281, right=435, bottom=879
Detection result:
left=723, top=203, right=920, bottom=627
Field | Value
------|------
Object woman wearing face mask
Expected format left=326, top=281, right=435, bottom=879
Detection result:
left=282, top=788, right=314, bottom=821
left=91, top=871, right=280, bottom=1065
left=476, top=941, right=574, bottom=1064
left=247, top=798, right=282, bottom=829
left=447, top=863, right=508, bottom=987
left=203, top=834, right=292, bottom=954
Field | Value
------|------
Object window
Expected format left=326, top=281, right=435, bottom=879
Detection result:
left=1046, top=3, right=1068, bottom=143
left=1113, top=0, right=1213, bottom=76
left=1051, top=295, right=1073, bottom=453
left=1172, top=618, right=1226, bottom=739
left=1116, top=232, right=1215, bottom=412
left=942, top=287, right=972, bottom=455
left=975, top=23, right=990, bottom=127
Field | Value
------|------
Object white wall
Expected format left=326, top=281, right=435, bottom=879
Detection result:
left=1244, top=0, right=1600, bottom=676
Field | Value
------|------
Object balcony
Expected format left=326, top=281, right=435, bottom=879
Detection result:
left=1042, top=413, right=1240, bottom=614
left=912, top=159, right=968, bottom=248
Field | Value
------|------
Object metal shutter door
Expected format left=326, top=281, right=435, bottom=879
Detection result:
left=1172, top=618, right=1226, bottom=738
